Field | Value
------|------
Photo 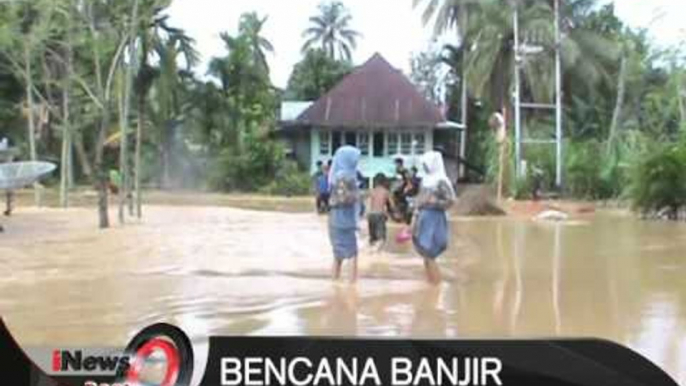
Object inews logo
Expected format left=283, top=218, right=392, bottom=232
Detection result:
left=44, top=324, right=195, bottom=386
left=51, top=349, right=130, bottom=373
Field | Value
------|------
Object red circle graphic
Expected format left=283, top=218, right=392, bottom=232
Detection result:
left=126, top=337, right=181, bottom=386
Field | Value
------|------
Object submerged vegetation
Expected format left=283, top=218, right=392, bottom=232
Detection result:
left=0, top=0, right=685, bottom=225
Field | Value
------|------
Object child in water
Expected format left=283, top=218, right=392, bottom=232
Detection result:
left=367, top=173, right=393, bottom=250
left=411, top=151, right=456, bottom=285
left=328, top=146, right=362, bottom=283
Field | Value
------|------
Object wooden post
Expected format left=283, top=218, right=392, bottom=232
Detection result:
left=490, top=112, right=507, bottom=203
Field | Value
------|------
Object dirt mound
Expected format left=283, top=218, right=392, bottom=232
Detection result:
left=455, top=185, right=506, bottom=216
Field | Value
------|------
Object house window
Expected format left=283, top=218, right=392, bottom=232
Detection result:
left=358, top=132, right=370, bottom=156
left=373, top=132, right=384, bottom=157
left=400, top=133, right=413, bottom=155
left=332, top=131, right=342, bottom=153
left=344, top=132, right=357, bottom=146
left=414, top=133, right=426, bottom=154
left=319, top=131, right=330, bottom=155
left=387, top=133, right=399, bottom=156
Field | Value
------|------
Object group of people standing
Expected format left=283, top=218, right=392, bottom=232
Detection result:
left=322, top=145, right=456, bottom=285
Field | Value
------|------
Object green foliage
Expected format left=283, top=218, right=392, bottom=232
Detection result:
left=208, top=133, right=311, bottom=195
left=410, top=47, right=448, bottom=105
left=238, top=12, right=274, bottom=73
left=208, top=133, right=286, bottom=192
left=261, top=161, right=312, bottom=196
left=628, top=144, right=686, bottom=217
left=463, top=102, right=495, bottom=180
left=482, top=130, right=501, bottom=184
left=510, top=162, right=533, bottom=200
left=302, top=1, right=361, bottom=61
left=564, top=140, right=608, bottom=199
left=285, top=49, right=352, bottom=101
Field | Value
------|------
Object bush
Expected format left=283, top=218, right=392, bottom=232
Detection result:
left=628, top=144, right=686, bottom=218
left=513, top=169, right=535, bottom=200
left=565, top=140, right=606, bottom=199
left=563, top=138, right=645, bottom=200
left=260, top=160, right=312, bottom=196
left=208, top=133, right=286, bottom=192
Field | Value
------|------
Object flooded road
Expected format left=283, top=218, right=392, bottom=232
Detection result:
left=1, top=204, right=685, bottom=384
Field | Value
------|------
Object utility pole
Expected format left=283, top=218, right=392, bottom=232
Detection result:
left=554, top=0, right=563, bottom=188
left=512, top=0, right=564, bottom=188
left=458, top=8, right=469, bottom=180
left=513, top=3, right=522, bottom=179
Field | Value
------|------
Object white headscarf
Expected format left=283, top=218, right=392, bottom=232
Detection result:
left=329, top=146, right=361, bottom=186
left=420, top=151, right=454, bottom=195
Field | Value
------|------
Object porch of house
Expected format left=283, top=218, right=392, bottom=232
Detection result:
left=280, top=123, right=463, bottom=183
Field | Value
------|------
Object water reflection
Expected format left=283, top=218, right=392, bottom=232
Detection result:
left=320, top=285, right=359, bottom=336
left=1, top=206, right=685, bottom=383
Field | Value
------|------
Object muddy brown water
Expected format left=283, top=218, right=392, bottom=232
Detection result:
left=1, top=203, right=685, bottom=384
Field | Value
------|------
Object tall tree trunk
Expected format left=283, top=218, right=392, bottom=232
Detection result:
left=607, top=55, right=627, bottom=154
left=458, top=7, right=469, bottom=180
left=134, top=95, right=144, bottom=218
left=24, top=44, right=40, bottom=206
left=59, top=84, right=71, bottom=208
left=74, top=133, right=93, bottom=178
left=95, top=111, right=110, bottom=229
left=117, top=74, right=129, bottom=223
left=161, top=123, right=173, bottom=189
left=60, top=31, right=74, bottom=208
left=677, top=71, right=685, bottom=131
left=87, top=1, right=111, bottom=229
left=119, top=0, right=140, bottom=224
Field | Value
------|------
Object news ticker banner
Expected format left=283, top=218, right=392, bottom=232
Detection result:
left=0, top=319, right=678, bottom=386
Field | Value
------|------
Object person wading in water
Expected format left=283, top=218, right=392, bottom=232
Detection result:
left=411, top=151, right=456, bottom=284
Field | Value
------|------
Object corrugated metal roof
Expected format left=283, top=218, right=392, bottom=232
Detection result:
left=297, top=53, right=445, bottom=128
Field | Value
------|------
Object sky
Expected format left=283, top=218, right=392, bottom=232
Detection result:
left=166, top=0, right=686, bottom=89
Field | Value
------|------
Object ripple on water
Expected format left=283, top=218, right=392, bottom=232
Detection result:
left=0, top=205, right=685, bottom=385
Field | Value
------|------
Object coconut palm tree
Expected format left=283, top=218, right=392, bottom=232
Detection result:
left=152, top=33, right=198, bottom=189
left=238, top=12, right=274, bottom=73
left=416, top=0, right=618, bottom=111
left=207, top=23, right=275, bottom=152
left=413, top=0, right=481, bottom=36
left=132, top=4, right=198, bottom=199
left=301, top=1, right=361, bottom=62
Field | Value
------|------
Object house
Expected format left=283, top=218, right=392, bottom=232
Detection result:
left=278, top=53, right=463, bottom=181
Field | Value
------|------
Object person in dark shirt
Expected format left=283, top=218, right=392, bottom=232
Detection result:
left=313, top=161, right=330, bottom=213
left=393, top=158, right=413, bottom=224
left=356, top=170, right=367, bottom=217
left=409, top=166, right=421, bottom=197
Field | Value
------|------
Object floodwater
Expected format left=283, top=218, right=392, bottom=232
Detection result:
left=1, top=204, right=685, bottom=384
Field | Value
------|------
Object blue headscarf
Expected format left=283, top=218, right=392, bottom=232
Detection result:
left=329, top=146, right=361, bottom=186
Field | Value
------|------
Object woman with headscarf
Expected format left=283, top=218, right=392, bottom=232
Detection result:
left=328, top=146, right=362, bottom=282
left=411, top=151, right=456, bottom=284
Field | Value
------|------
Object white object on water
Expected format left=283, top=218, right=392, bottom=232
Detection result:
left=0, top=161, right=56, bottom=190
left=0, top=138, right=7, bottom=151
left=534, top=210, right=568, bottom=222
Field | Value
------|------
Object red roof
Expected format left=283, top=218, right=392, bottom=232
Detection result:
left=296, top=53, right=444, bottom=129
